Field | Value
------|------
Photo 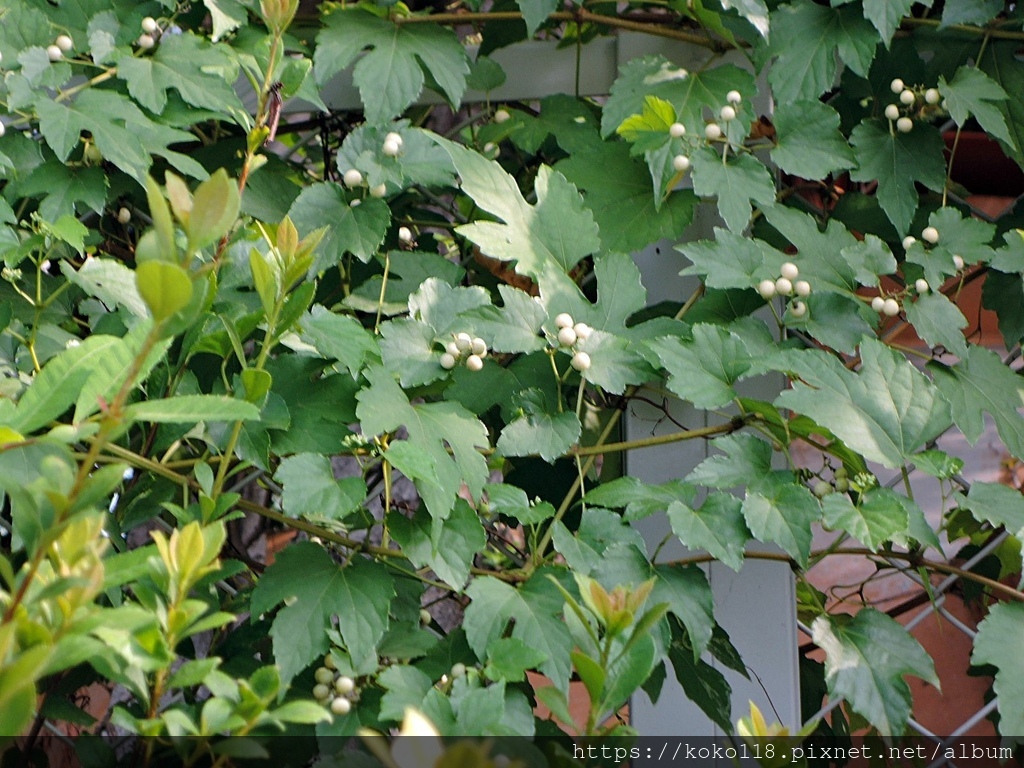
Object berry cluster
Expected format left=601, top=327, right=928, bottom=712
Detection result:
left=667, top=90, right=742, bottom=177
left=441, top=333, right=488, bottom=371
left=756, top=262, right=811, bottom=317
left=138, top=17, right=166, bottom=49
left=311, top=657, right=359, bottom=716
left=46, top=34, right=75, bottom=62
left=872, top=224, right=967, bottom=317
left=340, top=133, right=404, bottom=198
left=883, top=79, right=943, bottom=134
left=552, top=313, right=593, bottom=371
left=812, top=465, right=850, bottom=498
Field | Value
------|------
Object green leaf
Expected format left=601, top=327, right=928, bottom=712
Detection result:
left=645, top=323, right=758, bottom=408
left=979, top=42, right=1024, bottom=166
left=790, top=292, right=875, bottom=355
left=287, top=183, right=389, bottom=269
left=498, top=402, right=580, bottom=463
left=551, top=509, right=647, bottom=575
left=251, top=543, right=394, bottom=683
left=679, top=228, right=787, bottom=290
left=485, top=638, right=547, bottom=683
left=971, top=602, right=1024, bottom=736
left=485, top=483, right=555, bottom=525
left=456, top=285, right=546, bottom=354
left=691, top=147, right=775, bottom=233
left=126, top=395, right=260, bottom=424
left=821, top=492, right=908, bottom=551
left=378, top=665, right=434, bottom=722
left=388, top=499, right=486, bottom=590
left=652, top=564, right=714, bottom=658
left=849, top=120, right=946, bottom=236
left=667, top=492, right=749, bottom=572
left=668, top=638, right=732, bottom=732
left=204, top=0, right=249, bottom=41
left=464, top=573, right=573, bottom=691
left=763, top=205, right=861, bottom=295
left=812, top=609, right=937, bottom=734
left=743, top=481, right=821, bottom=567
left=718, top=0, right=769, bottom=36
left=765, top=1, right=878, bottom=103
left=931, top=346, right=1024, bottom=461
left=187, top=169, right=241, bottom=251
left=136, top=261, right=193, bottom=322
left=301, top=305, right=377, bottom=378
left=274, top=454, right=365, bottom=521
left=435, top=137, right=600, bottom=288
left=941, top=0, right=1001, bottom=26
left=906, top=207, right=995, bottom=290
left=775, top=339, right=951, bottom=468
left=409, top=278, right=491, bottom=339
left=15, top=160, right=108, bottom=221
left=862, top=0, right=914, bottom=45
left=902, top=291, right=968, bottom=357
left=315, top=9, right=469, bottom=123
left=911, top=449, right=963, bottom=480
left=378, top=319, right=445, bottom=389
left=357, top=366, right=488, bottom=520
left=62, top=257, right=147, bottom=318
left=514, top=0, right=559, bottom=35
left=771, top=100, right=855, bottom=179
left=271, top=701, right=332, bottom=725
left=585, top=477, right=696, bottom=522
left=939, top=67, right=1014, bottom=150
left=955, top=482, right=1024, bottom=540
left=686, top=433, right=772, bottom=489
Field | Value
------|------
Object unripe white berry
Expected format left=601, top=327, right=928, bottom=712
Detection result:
left=813, top=480, right=832, bottom=498
left=451, top=663, right=466, bottom=678
left=884, top=104, right=900, bottom=121
left=726, top=90, right=742, bottom=104
left=349, top=199, right=361, bottom=207
left=775, top=277, right=793, bottom=296
left=704, top=122, right=722, bottom=140
left=882, top=297, right=900, bottom=317
left=370, top=183, right=387, bottom=198
left=117, top=207, right=131, bottom=224
left=780, top=262, right=799, bottom=280
left=142, top=17, right=159, bottom=34
left=902, top=236, right=917, bottom=250
left=138, top=34, right=155, bottom=49
left=342, top=169, right=363, bottom=188
left=471, top=337, right=487, bottom=356
left=672, top=154, right=691, bottom=172
left=465, top=354, right=484, bottom=372
left=398, top=226, right=413, bottom=243
left=445, top=341, right=460, bottom=357
left=324, top=654, right=337, bottom=670
left=557, top=326, right=577, bottom=347
left=571, top=351, right=591, bottom=371
left=56, top=35, right=74, bottom=52
left=47, top=45, right=63, bottom=61
left=455, top=332, right=473, bottom=352
left=420, top=608, right=432, bottom=625
left=757, top=279, right=776, bottom=300
left=890, top=78, right=905, bottom=94
left=0, top=122, right=4, bottom=139
left=385, top=131, right=403, bottom=147
left=924, top=88, right=940, bottom=105
left=331, top=697, right=352, bottom=716
left=719, top=105, right=736, bottom=122
left=313, top=684, right=330, bottom=700
left=669, top=122, right=686, bottom=138
left=921, top=226, right=939, bottom=244
left=834, top=477, right=850, bottom=492
left=440, top=353, right=457, bottom=370
left=899, top=89, right=915, bottom=105
left=494, top=108, right=511, bottom=123
left=314, top=667, right=334, bottom=685
left=554, top=312, right=574, bottom=329
left=483, top=142, right=497, bottom=156
left=835, top=466, right=848, bottom=480
left=915, top=278, right=929, bottom=293
left=790, top=300, right=807, bottom=318
left=953, top=254, right=965, bottom=270
left=335, top=676, right=355, bottom=695
left=896, top=117, right=913, bottom=133
left=382, top=138, right=401, bottom=157
left=573, top=322, right=592, bottom=341
left=871, top=296, right=886, bottom=312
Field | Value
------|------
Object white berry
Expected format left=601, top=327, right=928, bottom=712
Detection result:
left=455, top=332, right=472, bottom=351
left=398, top=226, right=413, bottom=243
left=331, top=697, right=352, bottom=716
left=382, top=138, right=401, bottom=157
left=571, top=351, right=591, bottom=371
left=871, top=296, right=886, bottom=312
left=794, top=280, right=811, bottom=297
left=117, top=207, right=131, bottom=224
left=719, top=105, right=736, bottom=122
left=324, top=655, right=337, bottom=670
left=890, top=78, right=905, bottom=94
left=465, top=354, right=484, bottom=372
left=445, top=341, right=460, bottom=357
left=884, top=104, right=900, bottom=121
left=314, top=667, right=334, bottom=685
left=440, top=353, right=457, bottom=370
left=47, top=45, right=63, bottom=61
left=141, top=17, right=159, bottom=34
left=349, top=199, right=361, bottom=207
left=924, top=88, right=940, bottom=105
left=704, top=122, right=722, bottom=140
left=899, top=89, right=915, bottom=105
left=313, top=684, right=330, bottom=700
left=669, top=122, right=686, bottom=138
left=451, top=663, right=467, bottom=678
left=557, top=327, right=577, bottom=347
left=494, top=109, right=511, bottom=124
left=471, top=337, right=487, bottom=356
left=0, top=122, right=6, bottom=138
left=726, top=90, right=742, bottom=104
left=775, top=277, right=793, bottom=296
left=921, top=226, right=939, bottom=244
left=953, top=254, right=965, bottom=270
left=672, top=154, right=691, bottom=173
left=790, top=300, right=807, bottom=318
left=419, top=608, right=431, bottom=625
left=882, top=297, right=900, bottom=317
left=335, top=676, right=355, bottom=695
left=780, top=262, right=799, bottom=280
left=834, top=478, right=850, bottom=492
left=554, top=312, right=574, bottom=329
left=342, top=169, right=363, bottom=188
left=902, top=236, right=917, bottom=249
left=370, top=183, right=387, bottom=198
left=55, top=35, right=74, bottom=52
left=384, top=131, right=403, bottom=147
left=138, top=34, right=155, bottom=49
left=573, top=322, right=592, bottom=341
left=915, top=278, right=930, bottom=293
left=813, top=480, right=832, bottom=498
left=757, top=279, right=776, bottom=299
left=896, top=117, right=913, bottom=133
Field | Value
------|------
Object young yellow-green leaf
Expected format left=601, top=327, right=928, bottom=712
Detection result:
left=971, top=602, right=1024, bottom=736
left=187, top=169, right=240, bottom=252
left=136, top=261, right=193, bottom=321
left=616, top=95, right=676, bottom=153
left=145, top=175, right=176, bottom=260
left=667, top=492, right=749, bottom=572
left=249, top=249, right=278, bottom=318
left=812, top=609, right=937, bottom=734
